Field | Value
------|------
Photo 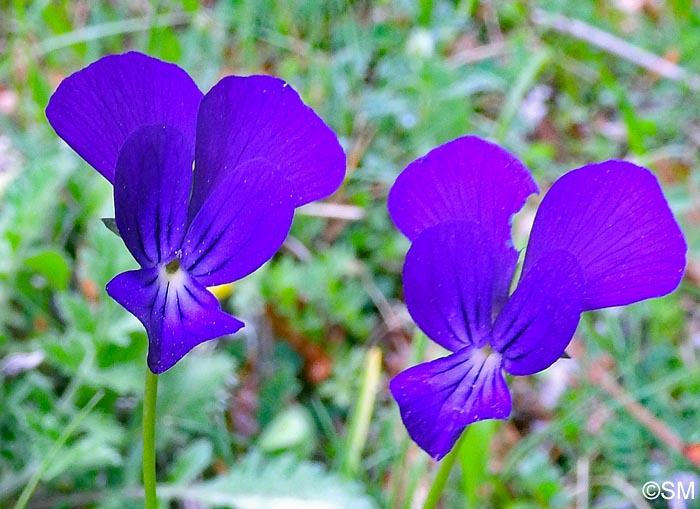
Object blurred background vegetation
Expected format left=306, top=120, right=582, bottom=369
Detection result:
left=1, top=1, right=699, bottom=508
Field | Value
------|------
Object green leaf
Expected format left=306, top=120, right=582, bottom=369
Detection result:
left=495, top=47, right=551, bottom=142
left=101, top=218, right=121, bottom=238
left=148, top=26, right=182, bottom=62
left=156, top=352, right=236, bottom=446
left=258, top=404, right=316, bottom=457
left=459, top=420, right=497, bottom=509
left=24, top=249, right=71, bottom=291
left=181, top=0, right=199, bottom=12
left=42, top=435, right=121, bottom=480
left=157, top=452, right=377, bottom=509
left=167, top=439, right=214, bottom=485
left=41, top=333, right=87, bottom=374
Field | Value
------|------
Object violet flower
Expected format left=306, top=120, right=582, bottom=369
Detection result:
left=46, top=52, right=345, bottom=373
left=388, top=136, right=686, bottom=459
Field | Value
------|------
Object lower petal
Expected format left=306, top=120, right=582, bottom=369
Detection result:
left=106, top=268, right=244, bottom=373
left=390, top=347, right=511, bottom=460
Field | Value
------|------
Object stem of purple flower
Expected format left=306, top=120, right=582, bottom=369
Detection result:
left=143, top=370, right=159, bottom=509
left=423, top=429, right=468, bottom=509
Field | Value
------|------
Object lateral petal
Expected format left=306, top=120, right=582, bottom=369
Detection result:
left=492, top=251, right=583, bottom=376
left=523, top=161, right=687, bottom=310
left=390, top=347, right=511, bottom=460
left=46, top=52, right=202, bottom=182
left=181, top=158, right=295, bottom=287
left=114, top=125, right=192, bottom=267
left=106, top=268, right=244, bottom=374
left=403, top=221, right=502, bottom=352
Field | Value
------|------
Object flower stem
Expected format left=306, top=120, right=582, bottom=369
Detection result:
left=422, top=430, right=468, bottom=509
left=143, top=369, right=159, bottom=509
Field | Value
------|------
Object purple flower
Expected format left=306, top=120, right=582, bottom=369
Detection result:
left=388, top=136, right=686, bottom=459
left=46, top=52, right=345, bottom=373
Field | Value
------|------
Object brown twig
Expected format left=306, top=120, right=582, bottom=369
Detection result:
left=297, top=202, right=365, bottom=221
left=448, top=41, right=509, bottom=68
left=587, top=355, right=698, bottom=465
left=532, top=9, right=700, bottom=90
left=351, top=259, right=403, bottom=334
left=282, top=235, right=312, bottom=262
left=345, top=116, right=375, bottom=178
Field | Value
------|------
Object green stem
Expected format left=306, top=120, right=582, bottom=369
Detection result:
left=340, top=346, right=382, bottom=477
left=143, top=370, right=159, bottom=509
left=423, top=430, right=468, bottom=509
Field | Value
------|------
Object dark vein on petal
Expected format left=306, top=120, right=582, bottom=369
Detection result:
left=135, top=221, right=150, bottom=265
left=191, top=203, right=274, bottom=278
left=144, top=273, right=159, bottom=287
left=438, top=356, right=487, bottom=420
left=187, top=194, right=248, bottom=272
left=176, top=289, right=184, bottom=328
left=497, top=316, right=536, bottom=355
left=183, top=281, right=205, bottom=307
left=154, top=172, right=162, bottom=263
left=449, top=240, right=472, bottom=345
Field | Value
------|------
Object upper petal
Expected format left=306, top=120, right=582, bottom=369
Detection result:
left=403, top=221, right=505, bottom=352
left=190, top=75, right=345, bottom=214
left=390, top=347, right=511, bottom=460
left=114, top=125, right=193, bottom=267
left=387, top=136, right=537, bottom=240
left=522, top=161, right=687, bottom=311
left=492, top=250, right=583, bottom=376
left=46, top=52, right=202, bottom=182
left=388, top=136, right=537, bottom=305
left=181, top=158, right=295, bottom=287
left=106, top=267, right=244, bottom=374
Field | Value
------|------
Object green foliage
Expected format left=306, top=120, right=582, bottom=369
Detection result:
left=258, top=404, right=316, bottom=456
left=1, top=1, right=699, bottom=508
left=158, top=452, right=377, bottom=509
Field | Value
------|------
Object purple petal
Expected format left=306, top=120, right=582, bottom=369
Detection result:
left=181, top=158, right=295, bottom=287
left=391, top=347, right=511, bottom=460
left=190, top=75, right=345, bottom=213
left=492, top=251, right=583, bottom=376
left=387, top=136, right=537, bottom=238
left=46, top=52, right=202, bottom=182
left=388, top=136, right=537, bottom=305
left=114, top=125, right=192, bottom=267
left=403, top=221, right=505, bottom=352
left=106, top=267, right=244, bottom=374
left=523, top=161, right=687, bottom=311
